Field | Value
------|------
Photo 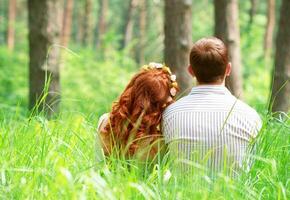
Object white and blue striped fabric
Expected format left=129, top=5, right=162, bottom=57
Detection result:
left=162, top=85, right=262, bottom=175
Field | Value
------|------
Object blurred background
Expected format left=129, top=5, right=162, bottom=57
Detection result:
left=0, top=0, right=289, bottom=121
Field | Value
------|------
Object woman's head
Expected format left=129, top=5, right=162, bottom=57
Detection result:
left=105, top=63, right=178, bottom=156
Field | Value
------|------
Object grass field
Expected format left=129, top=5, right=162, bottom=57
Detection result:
left=0, top=47, right=289, bottom=199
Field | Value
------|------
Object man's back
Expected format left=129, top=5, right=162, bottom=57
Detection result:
left=162, top=85, right=262, bottom=174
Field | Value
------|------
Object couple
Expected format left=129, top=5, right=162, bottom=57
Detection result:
left=97, top=37, right=262, bottom=173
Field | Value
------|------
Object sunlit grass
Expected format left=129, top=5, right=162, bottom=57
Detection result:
left=0, top=110, right=289, bottom=199
left=0, top=45, right=289, bottom=199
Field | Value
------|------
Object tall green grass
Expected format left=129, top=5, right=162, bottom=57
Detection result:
left=0, top=106, right=288, bottom=199
left=0, top=46, right=289, bottom=199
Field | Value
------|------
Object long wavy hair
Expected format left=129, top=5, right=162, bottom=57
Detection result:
left=104, top=67, right=176, bottom=157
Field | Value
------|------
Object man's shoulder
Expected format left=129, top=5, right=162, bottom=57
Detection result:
left=235, top=99, right=263, bottom=136
left=234, top=99, right=262, bottom=130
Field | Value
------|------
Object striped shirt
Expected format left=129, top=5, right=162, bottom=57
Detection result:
left=162, top=85, right=262, bottom=175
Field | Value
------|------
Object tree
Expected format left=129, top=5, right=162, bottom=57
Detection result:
left=264, top=0, right=275, bottom=59
left=7, top=0, right=16, bottom=50
left=137, top=0, right=147, bottom=64
left=96, top=0, right=108, bottom=49
left=61, top=0, right=74, bottom=47
left=122, top=0, right=138, bottom=49
left=214, top=0, right=243, bottom=98
left=0, top=1, right=5, bottom=44
left=82, top=0, right=93, bottom=46
left=269, top=0, right=290, bottom=113
left=249, top=0, right=258, bottom=26
left=71, top=0, right=82, bottom=44
left=28, top=0, right=63, bottom=116
left=164, top=0, right=192, bottom=94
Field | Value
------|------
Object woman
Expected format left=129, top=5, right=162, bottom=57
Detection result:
left=97, top=62, right=178, bottom=160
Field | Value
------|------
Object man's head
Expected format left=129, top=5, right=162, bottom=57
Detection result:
left=188, top=37, right=231, bottom=85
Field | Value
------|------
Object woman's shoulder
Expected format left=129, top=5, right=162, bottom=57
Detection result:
left=97, top=113, right=109, bottom=132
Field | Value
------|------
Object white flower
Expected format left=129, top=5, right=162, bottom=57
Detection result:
left=149, top=62, right=163, bottom=69
left=170, top=87, right=177, bottom=96
left=170, top=75, right=176, bottom=82
left=148, top=62, right=155, bottom=68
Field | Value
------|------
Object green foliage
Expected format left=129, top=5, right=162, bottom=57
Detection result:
left=192, top=0, right=214, bottom=41
left=60, top=47, right=135, bottom=120
left=243, top=116, right=289, bottom=200
left=0, top=46, right=28, bottom=113
left=0, top=104, right=289, bottom=199
left=239, top=0, right=272, bottom=112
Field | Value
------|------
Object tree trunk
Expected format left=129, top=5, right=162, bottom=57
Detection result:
left=164, top=0, right=193, bottom=94
left=122, top=0, right=138, bottom=49
left=249, top=0, right=258, bottom=25
left=82, top=0, right=93, bottom=46
left=264, top=0, right=275, bottom=59
left=137, top=0, right=146, bottom=65
left=96, top=0, right=108, bottom=49
left=28, top=0, right=63, bottom=117
left=61, top=0, right=74, bottom=47
left=214, top=0, right=243, bottom=98
left=0, top=0, right=7, bottom=45
left=72, top=0, right=83, bottom=44
left=269, top=0, right=290, bottom=113
left=7, top=0, right=16, bottom=50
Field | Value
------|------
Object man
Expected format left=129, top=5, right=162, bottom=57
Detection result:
left=162, top=37, right=262, bottom=175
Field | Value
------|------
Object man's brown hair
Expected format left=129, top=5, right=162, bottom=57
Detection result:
left=189, top=37, right=228, bottom=83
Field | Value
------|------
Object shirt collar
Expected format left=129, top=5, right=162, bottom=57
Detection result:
left=189, top=85, right=232, bottom=96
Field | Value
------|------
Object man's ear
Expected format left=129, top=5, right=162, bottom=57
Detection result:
left=225, top=62, right=231, bottom=77
left=188, top=65, right=195, bottom=77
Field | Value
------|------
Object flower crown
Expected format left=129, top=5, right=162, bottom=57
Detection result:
left=142, top=62, right=178, bottom=97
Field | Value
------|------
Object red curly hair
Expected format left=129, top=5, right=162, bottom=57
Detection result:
left=104, top=67, right=176, bottom=157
